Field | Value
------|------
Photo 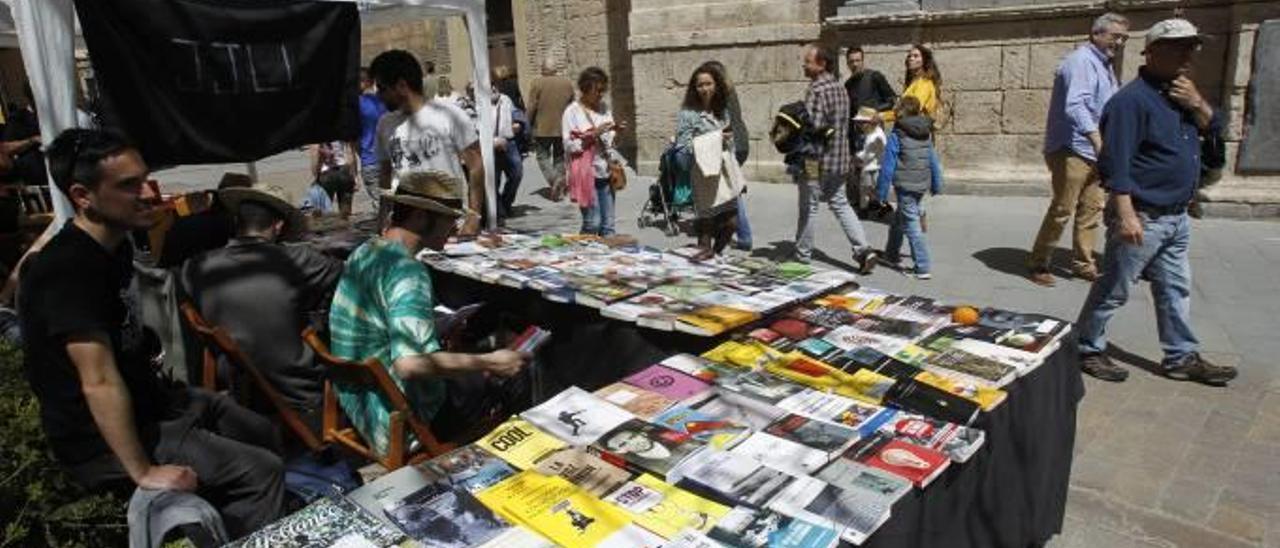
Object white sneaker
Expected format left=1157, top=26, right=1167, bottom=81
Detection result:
left=913, top=271, right=933, bottom=280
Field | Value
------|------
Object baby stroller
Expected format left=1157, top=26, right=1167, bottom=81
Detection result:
left=636, top=144, right=694, bottom=236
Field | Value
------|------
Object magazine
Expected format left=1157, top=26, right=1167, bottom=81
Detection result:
left=706, top=506, right=839, bottom=548
left=595, top=382, right=680, bottom=419
left=383, top=482, right=510, bottom=546
left=227, top=496, right=404, bottom=548
left=623, top=364, right=714, bottom=401
left=767, top=476, right=892, bottom=546
left=652, top=404, right=753, bottom=449
left=532, top=446, right=633, bottom=497
left=475, top=417, right=568, bottom=470
left=427, top=445, right=517, bottom=494
left=590, top=418, right=708, bottom=480
left=603, top=473, right=731, bottom=538
left=522, top=386, right=636, bottom=446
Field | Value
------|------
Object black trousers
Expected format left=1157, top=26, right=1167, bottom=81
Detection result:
left=66, top=388, right=285, bottom=539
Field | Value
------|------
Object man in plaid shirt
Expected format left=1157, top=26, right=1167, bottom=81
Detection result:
left=796, top=44, right=877, bottom=273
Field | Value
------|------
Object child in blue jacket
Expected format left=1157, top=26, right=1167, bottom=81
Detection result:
left=877, top=96, right=943, bottom=279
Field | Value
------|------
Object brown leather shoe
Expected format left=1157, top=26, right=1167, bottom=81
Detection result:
left=1074, top=268, right=1100, bottom=282
left=1029, top=268, right=1056, bottom=287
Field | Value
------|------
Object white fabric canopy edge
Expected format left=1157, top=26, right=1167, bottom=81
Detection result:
left=2, top=0, right=498, bottom=230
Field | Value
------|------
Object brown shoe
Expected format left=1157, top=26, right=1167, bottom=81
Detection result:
left=1029, top=268, right=1056, bottom=287
left=1163, top=353, right=1237, bottom=386
left=1080, top=353, right=1128, bottom=382
left=1074, top=268, right=1100, bottom=282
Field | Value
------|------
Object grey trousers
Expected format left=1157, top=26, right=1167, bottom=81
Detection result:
left=795, top=171, right=870, bottom=261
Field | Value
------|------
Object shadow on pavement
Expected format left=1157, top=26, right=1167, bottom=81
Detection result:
left=1105, top=343, right=1164, bottom=376
left=750, top=241, right=860, bottom=273
left=972, top=246, right=1092, bottom=280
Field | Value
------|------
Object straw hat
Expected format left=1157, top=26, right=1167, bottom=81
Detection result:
left=218, top=185, right=306, bottom=240
left=382, top=170, right=466, bottom=218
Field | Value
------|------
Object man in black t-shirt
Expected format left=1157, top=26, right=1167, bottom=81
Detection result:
left=844, top=46, right=898, bottom=113
left=19, top=129, right=283, bottom=538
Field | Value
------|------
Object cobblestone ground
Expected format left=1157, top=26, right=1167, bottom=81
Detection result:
left=161, top=153, right=1280, bottom=547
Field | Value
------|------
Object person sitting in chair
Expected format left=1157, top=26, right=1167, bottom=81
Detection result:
left=328, top=171, right=529, bottom=457
left=181, top=185, right=343, bottom=432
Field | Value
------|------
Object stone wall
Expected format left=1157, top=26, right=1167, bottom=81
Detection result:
left=518, top=0, right=637, bottom=159
left=628, top=0, right=823, bottom=179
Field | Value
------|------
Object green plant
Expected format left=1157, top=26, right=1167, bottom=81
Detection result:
left=0, top=342, right=127, bottom=547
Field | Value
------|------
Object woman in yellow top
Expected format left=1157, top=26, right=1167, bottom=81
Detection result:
left=882, top=44, right=943, bottom=123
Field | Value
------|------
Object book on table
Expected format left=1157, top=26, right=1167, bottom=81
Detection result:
left=426, top=444, right=517, bottom=495
left=521, top=386, right=636, bottom=446
left=226, top=496, right=405, bottom=548
left=706, top=505, right=840, bottom=548
left=588, top=418, right=708, bottom=481
left=671, top=449, right=798, bottom=510
left=767, top=475, right=893, bottom=546
left=474, top=417, right=568, bottom=470
left=382, top=481, right=512, bottom=546
left=878, top=411, right=986, bottom=463
left=762, top=413, right=861, bottom=459
left=602, top=473, right=731, bottom=538
left=475, top=471, right=663, bottom=547
left=622, top=363, right=714, bottom=402
left=652, top=403, right=753, bottom=449
left=842, top=431, right=951, bottom=488
left=729, top=430, right=834, bottom=478
left=594, top=382, right=679, bottom=420
left=531, top=446, right=634, bottom=497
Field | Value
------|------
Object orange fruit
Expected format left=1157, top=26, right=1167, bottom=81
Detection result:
left=952, top=306, right=980, bottom=325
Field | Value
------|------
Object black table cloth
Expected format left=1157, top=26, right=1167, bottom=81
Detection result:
left=429, top=267, right=1084, bottom=548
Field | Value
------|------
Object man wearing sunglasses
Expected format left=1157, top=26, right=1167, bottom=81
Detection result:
left=19, top=129, right=283, bottom=538
left=1075, top=19, right=1235, bottom=386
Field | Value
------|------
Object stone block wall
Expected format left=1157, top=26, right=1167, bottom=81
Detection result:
left=628, top=0, right=822, bottom=179
left=360, top=19, right=451, bottom=72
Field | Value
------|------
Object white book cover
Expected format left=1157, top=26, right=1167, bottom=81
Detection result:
left=521, top=387, right=636, bottom=446
left=822, top=325, right=909, bottom=355
left=673, top=449, right=797, bottom=509
left=813, top=458, right=911, bottom=509
left=767, top=476, right=892, bottom=546
left=597, top=523, right=667, bottom=548
left=730, top=431, right=830, bottom=478
left=345, top=465, right=436, bottom=528
left=660, top=528, right=724, bottom=548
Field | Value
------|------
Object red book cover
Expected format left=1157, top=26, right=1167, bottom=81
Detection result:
left=848, top=433, right=950, bottom=488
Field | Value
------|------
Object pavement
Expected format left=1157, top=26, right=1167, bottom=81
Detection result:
left=159, top=151, right=1280, bottom=548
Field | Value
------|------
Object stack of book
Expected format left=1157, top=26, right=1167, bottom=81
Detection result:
left=417, top=234, right=857, bottom=336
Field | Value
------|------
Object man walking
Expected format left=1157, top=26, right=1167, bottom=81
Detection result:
left=526, top=56, right=576, bottom=201
left=844, top=46, right=897, bottom=111
left=1028, top=13, right=1129, bottom=286
left=1075, top=18, right=1235, bottom=385
left=796, top=44, right=877, bottom=273
left=357, top=68, right=387, bottom=214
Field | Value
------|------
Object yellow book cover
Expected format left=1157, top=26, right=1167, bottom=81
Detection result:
left=476, top=418, right=568, bottom=470
left=676, top=306, right=759, bottom=336
left=846, top=368, right=897, bottom=405
left=914, top=371, right=1007, bottom=411
left=603, top=473, right=730, bottom=539
left=476, top=471, right=633, bottom=546
left=701, top=339, right=782, bottom=370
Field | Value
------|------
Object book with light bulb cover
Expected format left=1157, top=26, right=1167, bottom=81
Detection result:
left=842, top=431, right=949, bottom=488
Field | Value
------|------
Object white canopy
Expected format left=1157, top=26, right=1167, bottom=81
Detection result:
left=1, top=0, right=499, bottom=228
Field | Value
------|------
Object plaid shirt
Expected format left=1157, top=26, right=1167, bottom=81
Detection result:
left=805, top=71, right=853, bottom=176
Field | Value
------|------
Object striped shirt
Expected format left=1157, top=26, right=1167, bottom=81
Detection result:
left=806, top=71, right=854, bottom=176
left=329, top=237, right=443, bottom=458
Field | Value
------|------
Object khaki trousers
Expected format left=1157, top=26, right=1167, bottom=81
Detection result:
left=1029, top=150, right=1105, bottom=273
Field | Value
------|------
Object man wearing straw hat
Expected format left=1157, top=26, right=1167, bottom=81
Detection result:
left=329, top=171, right=528, bottom=456
left=181, top=184, right=343, bottom=429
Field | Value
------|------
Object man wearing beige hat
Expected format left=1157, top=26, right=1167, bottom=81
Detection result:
left=182, top=185, right=344, bottom=428
left=1075, top=18, right=1234, bottom=386
left=329, top=171, right=528, bottom=455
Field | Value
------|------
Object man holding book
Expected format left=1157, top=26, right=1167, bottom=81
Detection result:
left=329, top=171, right=530, bottom=455
left=1075, top=18, right=1234, bottom=385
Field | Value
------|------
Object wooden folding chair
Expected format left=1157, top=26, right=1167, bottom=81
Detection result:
left=179, top=302, right=324, bottom=451
left=301, top=327, right=456, bottom=471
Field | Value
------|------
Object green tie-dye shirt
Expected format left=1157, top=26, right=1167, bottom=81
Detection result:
left=329, top=237, right=443, bottom=458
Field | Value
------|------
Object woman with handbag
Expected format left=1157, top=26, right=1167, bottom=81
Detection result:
left=674, top=63, right=740, bottom=261
left=562, top=67, right=627, bottom=236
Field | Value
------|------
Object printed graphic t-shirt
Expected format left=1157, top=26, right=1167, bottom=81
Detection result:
left=376, top=99, right=478, bottom=200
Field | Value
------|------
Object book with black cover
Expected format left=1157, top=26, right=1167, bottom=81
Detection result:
left=883, top=378, right=981, bottom=426
left=384, top=482, right=511, bottom=546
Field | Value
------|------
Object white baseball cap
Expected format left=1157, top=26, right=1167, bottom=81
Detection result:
left=1144, top=18, right=1202, bottom=51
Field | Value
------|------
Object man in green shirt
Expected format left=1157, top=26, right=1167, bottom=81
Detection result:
left=329, top=171, right=528, bottom=457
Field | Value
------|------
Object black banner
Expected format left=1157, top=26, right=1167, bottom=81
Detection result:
left=74, top=0, right=360, bottom=165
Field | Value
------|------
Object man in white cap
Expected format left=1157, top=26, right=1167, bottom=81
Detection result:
left=182, top=185, right=344, bottom=430
left=1075, top=18, right=1234, bottom=385
left=328, top=171, right=529, bottom=456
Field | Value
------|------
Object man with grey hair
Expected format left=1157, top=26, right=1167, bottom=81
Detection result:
left=526, top=56, right=576, bottom=201
left=1028, top=12, right=1129, bottom=287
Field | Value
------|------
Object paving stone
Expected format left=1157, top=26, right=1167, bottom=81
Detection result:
left=1157, top=477, right=1222, bottom=523
left=1208, top=497, right=1268, bottom=544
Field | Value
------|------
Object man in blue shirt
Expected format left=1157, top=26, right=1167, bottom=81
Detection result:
left=1028, top=13, right=1129, bottom=287
left=1076, top=18, right=1235, bottom=386
left=358, top=67, right=388, bottom=213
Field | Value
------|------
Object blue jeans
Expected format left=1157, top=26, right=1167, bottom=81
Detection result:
left=885, top=190, right=930, bottom=274
left=496, top=144, right=524, bottom=217
left=1077, top=210, right=1198, bottom=365
left=580, top=178, right=616, bottom=236
left=795, top=172, right=869, bottom=261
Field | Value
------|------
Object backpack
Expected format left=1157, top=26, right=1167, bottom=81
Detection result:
left=770, top=101, right=813, bottom=156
